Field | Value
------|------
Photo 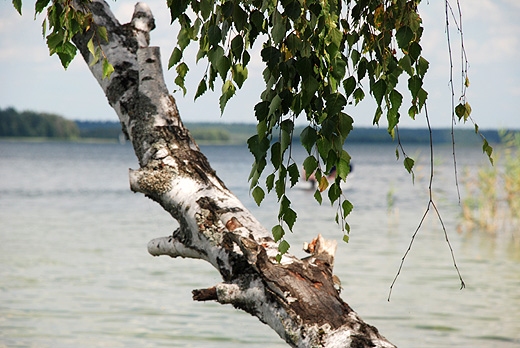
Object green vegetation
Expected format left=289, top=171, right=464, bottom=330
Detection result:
left=461, top=131, right=520, bottom=241
left=0, top=107, right=79, bottom=138
left=24, top=0, right=489, bottom=252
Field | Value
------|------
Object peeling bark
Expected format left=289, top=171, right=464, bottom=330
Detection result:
left=71, top=1, right=396, bottom=347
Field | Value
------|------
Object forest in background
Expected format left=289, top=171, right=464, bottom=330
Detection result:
left=0, top=107, right=508, bottom=145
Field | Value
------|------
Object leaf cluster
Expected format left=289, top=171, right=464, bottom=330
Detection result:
left=166, top=0, right=435, bottom=255
left=12, top=0, right=113, bottom=77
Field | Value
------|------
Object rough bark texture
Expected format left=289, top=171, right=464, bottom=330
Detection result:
left=72, top=2, right=396, bottom=347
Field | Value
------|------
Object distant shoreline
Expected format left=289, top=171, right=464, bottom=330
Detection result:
left=1, top=107, right=515, bottom=146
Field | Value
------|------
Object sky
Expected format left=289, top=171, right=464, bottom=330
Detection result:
left=0, top=0, right=519, bottom=129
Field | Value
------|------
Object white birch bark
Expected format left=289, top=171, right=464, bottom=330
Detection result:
left=71, top=1, right=396, bottom=347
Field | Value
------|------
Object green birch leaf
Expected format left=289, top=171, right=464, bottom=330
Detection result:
left=408, top=75, right=423, bottom=100
left=56, top=42, right=77, bottom=69
left=372, top=79, right=386, bottom=106
left=200, top=0, right=212, bottom=19
left=342, top=234, right=350, bottom=243
left=12, top=0, right=22, bottom=15
left=417, top=88, right=428, bottom=110
left=455, top=103, right=465, bottom=120
left=337, top=150, right=351, bottom=180
left=168, top=47, right=182, bottom=69
left=408, top=104, right=418, bottom=119
left=271, top=141, right=282, bottom=168
left=417, top=56, right=429, bottom=78
left=351, top=49, right=360, bottom=66
left=266, top=173, right=275, bottom=192
left=275, top=177, right=285, bottom=200
left=230, top=35, right=244, bottom=59
left=303, top=156, right=318, bottom=180
left=342, top=199, right=353, bottom=218
left=328, top=182, right=341, bottom=205
left=46, top=32, right=63, bottom=51
left=396, top=26, right=413, bottom=49
left=87, top=37, right=98, bottom=66
left=232, top=64, right=248, bottom=88
left=404, top=156, right=415, bottom=174
left=269, top=94, right=282, bottom=117
left=272, top=10, right=285, bottom=44
left=343, top=76, right=356, bottom=97
left=208, top=45, right=224, bottom=67
left=283, top=208, right=297, bottom=231
left=261, top=46, right=281, bottom=69
left=399, top=55, right=413, bottom=76
left=219, top=80, right=236, bottom=113
left=353, top=87, right=365, bottom=104
left=482, top=139, right=494, bottom=165
left=252, top=186, right=265, bottom=206
left=314, top=189, right=323, bottom=204
left=373, top=106, right=382, bottom=125
left=288, top=163, right=300, bottom=187
left=390, top=89, right=403, bottom=110
left=331, top=58, right=347, bottom=80
left=409, top=42, right=422, bottom=62
left=97, top=26, right=108, bottom=43
left=35, top=0, right=50, bottom=14
left=194, top=77, right=207, bottom=100
left=278, top=240, right=290, bottom=254
left=215, top=55, right=231, bottom=79
left=272, top=224, right=284, bottom=242
left=208, top=25, right=222, bottom=46
left=300, top=126, right=317, bottom=153
left=102, top=58, right=114, bottom=78
left=338, top=113, right=354, bottom=142
left=232, top=3, right=247, bottom=31
left=326, top=93, right=347, bottom=116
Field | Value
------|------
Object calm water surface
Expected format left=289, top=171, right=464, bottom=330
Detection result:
left=1, top=140, right=519, bottom=347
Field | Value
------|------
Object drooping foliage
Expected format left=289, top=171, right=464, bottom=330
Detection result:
left=167, top=0, right=429, bottom=255
left=12, top=0, right=490, bottom=258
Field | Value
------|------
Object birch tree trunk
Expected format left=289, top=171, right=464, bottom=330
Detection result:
left=71, top=1, right=395, bottom=347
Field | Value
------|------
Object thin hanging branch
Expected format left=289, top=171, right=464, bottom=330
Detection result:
left=389, top=103, right=465, bottom=301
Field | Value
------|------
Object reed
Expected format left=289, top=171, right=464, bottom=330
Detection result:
left=461, top=131, right=520, bottom=242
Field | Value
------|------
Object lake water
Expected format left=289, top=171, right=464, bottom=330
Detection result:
left=1, top=139, right=519, bottom=347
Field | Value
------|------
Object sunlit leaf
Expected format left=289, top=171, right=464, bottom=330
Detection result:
left=102, top=58, right=114, bottom=78
left=318, top=176, right=329, bottom=192
left=97, top=26, right=108, bottom=43
left=232, top=64, right=248, bottom=88
left=219, top=80, right=236, bottom=113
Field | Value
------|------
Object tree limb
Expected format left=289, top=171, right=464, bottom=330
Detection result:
left=71, top=1, right=396, bottom=346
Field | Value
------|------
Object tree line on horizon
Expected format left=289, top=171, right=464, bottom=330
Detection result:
left=0, top=107, right=506, bottom=144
